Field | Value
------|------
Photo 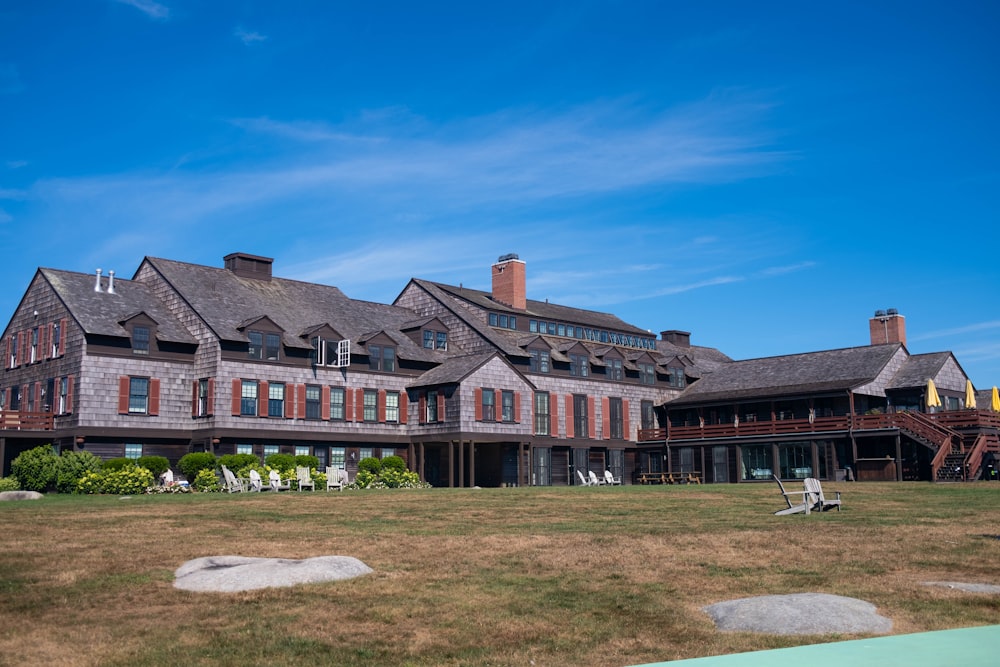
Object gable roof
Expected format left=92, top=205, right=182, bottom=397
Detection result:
left=39, top=268, right=197, bottom=344
left=139, top=257, right=445, bottom=362
left=406, top=352, right=535, bottom=390
left=886, top=352, right=956, bottom=389
left=665, top=343, right=905, bottom=406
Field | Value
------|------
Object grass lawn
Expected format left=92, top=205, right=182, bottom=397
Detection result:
left=1, top=482, right=998, bottom=666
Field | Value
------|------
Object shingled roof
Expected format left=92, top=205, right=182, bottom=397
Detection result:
left=665, top=343, right=904, bottom=406
left=139, top=257, right=444, bottom=363
left=406, top=351, right=535, bottom=390
left=40, top=268, right=197, bottom=344
left=886, top=352, right=954, bottom=389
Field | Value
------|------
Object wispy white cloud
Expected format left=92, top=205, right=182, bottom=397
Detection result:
left=230, top=117, right=379, bottom=143
left=910, top=320, right=1000, bottom=342
left=0, top=188, right=27, bottom=200
left=114, top=0, right=170, bottom=20
left=758, top=261, right=816, bottom=277
left=5, top=160, right=28, bottom=169
left=234, top=27, right=267, bottom=45
left=0, top=209, right=11, bottom=224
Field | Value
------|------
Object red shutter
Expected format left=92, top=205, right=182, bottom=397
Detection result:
left=399, top=391, right=408, bottom=424
left=588, top=396, right=596, bottom=439
left=495, top=389, right=502, bottom=420
left=565, top=395, right=574, bottom=438
left=34, top=382, right=42, bottom=411
left=295, top=384, right=305, bottom=419
left=231, top=378, right=242, bottom=415
left=192, top=380, right=199, bottom=417
left=118, top=376, right=130, bottom=414
left=550, top=395, right=559, bottom=437
left=622, top=399, right=630, bottom=441
left=321, top=386, right=331, bottom=420
left=474, top=388, right=483, bottom=421
left=2, top=388, right=8, bottom=410
left=345, top=387, right=354, bottom=422
left=59, top=318, right=67, bottom=356
left=419, top=394, right=426, bottom=424
left=40, top=326, right=48, bottom=361
left=207, top=379, right=215, bottom=416
left=514, top=392, right=521, bottom=423
left=149, top=378, right=160, bottom=416
left=258, top=381, right=268, bottom=417
left=65, top=375, right=74, bottom=414
left=4, top=336, right=10, bottom=368
left=602, top=397, right=610, bottom=439
left=19, top=331, right=27, bottom=367
left=355, top=388, right=364, bottom=422
left=378, top=389, right=386, bottom=422
left=437, top=392, right=445, bottom=422
left=284, top=384, right=294, bottom=418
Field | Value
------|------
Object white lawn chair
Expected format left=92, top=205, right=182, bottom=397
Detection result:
left=160, top=468, right=174, bottom=486
left=248, top=469, right=268, bottom=492
left=576, top=470, right=592, bottom=486
left=604, top=470, right=622, bottom=485
left=268, top=470, right=290, bottom=492
left=804, top=478, right=842, bottom=512
left=326, top=466, right=346, bottom=491
left=589, top=470, right=605, bottom=486
left=296, top=466, right=315, bottom=491
left=221, top=465, right=244, bottom=493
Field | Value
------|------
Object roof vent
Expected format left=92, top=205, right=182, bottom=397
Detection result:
left=107, top=270, right=116, bottom=295
left=886, top=308, right=898, bottom=316
left=498, top=253, right=519, bottom=262
left=874, top=309, right=886, bottom=318
left=94, top=268, right=103, bottom=292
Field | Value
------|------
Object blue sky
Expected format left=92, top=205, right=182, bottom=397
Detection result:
left=2, top=1, right=999, bottom=386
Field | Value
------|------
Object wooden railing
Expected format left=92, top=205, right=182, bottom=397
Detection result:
left=964, top=433, right=991, bottom=481
left=0, top=411, right=55, bottom=430
left=642, top=410, right=994, bottom=444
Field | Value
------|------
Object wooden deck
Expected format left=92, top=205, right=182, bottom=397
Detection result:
left=639, top=409, right=1000, bottom=443
left=0, top=411, right=55, bottom=430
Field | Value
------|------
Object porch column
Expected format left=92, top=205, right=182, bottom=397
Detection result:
left=895, top=434, right=902, bottom=481
left=448, top=440, right=455, bottom=488
left=418, top=442, right=425, bottom=482
left=0, top=437, right=5, bottom=477
left=408, top=442, right=415, bottom=472
left=517, top=442, right=524, bottom=487
left=458, top=439, right=465, bottom=488
left=469, top=441, right=476, bottom=487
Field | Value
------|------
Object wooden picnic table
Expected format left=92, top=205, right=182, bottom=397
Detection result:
left=638, top=471, right=702, bottom=485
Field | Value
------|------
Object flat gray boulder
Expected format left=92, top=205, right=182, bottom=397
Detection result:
left=922, top=581, right=1000, bottom=594
left=703, top=593, right=892, bottom=635
left=174, top=555, right=373, bottom=593
left=0, top=490, right=44, bottom=501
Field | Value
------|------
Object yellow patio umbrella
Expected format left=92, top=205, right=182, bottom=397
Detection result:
left=992, top=386, right=1000, bottom=412
left=925, top=379, right=942, bottom=410
left=964, top=379, right=977, bottom=409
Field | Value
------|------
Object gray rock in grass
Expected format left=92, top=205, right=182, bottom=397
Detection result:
left=174, top=555, right=373, bottom=593
left=703, top=593, right=892, bottom=635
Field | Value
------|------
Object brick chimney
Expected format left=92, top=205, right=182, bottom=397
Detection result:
left=491, top=254, right=526, bottom=310
left=869, top=309, right=906, bottom=346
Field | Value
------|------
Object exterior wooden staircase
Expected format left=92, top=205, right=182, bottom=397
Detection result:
left=887, top=411, right=963, bottom=481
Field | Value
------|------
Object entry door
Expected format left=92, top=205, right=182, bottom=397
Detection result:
left=713, top=446, right=729, bottom=483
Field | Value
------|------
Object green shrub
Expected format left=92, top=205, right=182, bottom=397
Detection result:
left=294, top=454, right=320, bottom=470
left=54, top=450, right=103, bottom=493
left=358, top=456, right=382, bottom=475
left=178, top=452, right=217, bottom=479
left=218, top=453, right=260, bottom=472
left=76, top=467, right=154, bottom=495
left=354, top=469, right=377, bottom=489
left=10, top=445, right=58, bottom=492
left=381, top=455, right=406, bottom=473
left=136, top=455, right=170, bottom=479
left=192, top=468, right=221, bottom=492
left=102, top=457, right=134, bottom=471
left=0, top=476, right=20, bottom=492
left=264, top=452, right=295, bottom=472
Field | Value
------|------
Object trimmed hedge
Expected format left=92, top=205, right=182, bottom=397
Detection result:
left=178, top=452, right=217, bottom=479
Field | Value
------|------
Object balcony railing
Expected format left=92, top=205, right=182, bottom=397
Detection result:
left=638, top=409, right=1000, bottom=443
left=0, top=411, right=55, bottom=431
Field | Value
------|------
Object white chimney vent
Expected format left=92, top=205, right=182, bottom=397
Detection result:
left=94, top=268, right=103, bottom=292
left=107, top=270, right=116, bottom=294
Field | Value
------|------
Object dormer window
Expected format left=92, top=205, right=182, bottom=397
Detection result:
left=529, top=349, right=550, bottom=373
left=569, top=354, right=589, bottom=377
left=368, top=344, right=396, bottom=372
left=639, top=363, right=656, bottom=386
left=423, top=330, right=448, bottom=350
left=248, top=330, right=281, bottom=361
left=667, top=366, right=685, bottom=388
left=606, top=358, right=623, bottom=382
left=132, top=326, right=150, bottom=355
